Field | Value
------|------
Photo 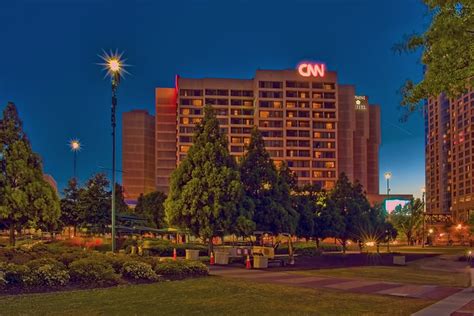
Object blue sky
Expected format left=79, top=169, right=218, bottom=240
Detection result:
left=0, top=0, right=428, bottom=197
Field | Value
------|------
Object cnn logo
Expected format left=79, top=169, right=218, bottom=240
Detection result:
left=297, top=63, right=326, bottom=78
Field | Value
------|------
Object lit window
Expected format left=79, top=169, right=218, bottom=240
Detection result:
left=182, top=108, right=190, bottom=115
left=182, top=117, right=190, bottom=125
left=260, top=111, right=269, bottom=118
left=180, top=145, right=190, bottom=153
left=192, top=99, right=203, bottom=106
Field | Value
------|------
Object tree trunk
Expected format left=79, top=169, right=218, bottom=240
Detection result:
left=315, top=238, right=320, bottom=249
left=9, top=225, right=15, bottom=246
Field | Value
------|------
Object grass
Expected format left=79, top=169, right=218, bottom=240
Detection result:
left=292, top=265, right=469, bottom=287
left=0, top=277, right=432, bottom=316
left=390, top=246, right=469, bottom=256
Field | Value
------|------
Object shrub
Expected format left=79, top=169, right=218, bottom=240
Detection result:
left=69, top=258, right=120, bottom=286
left=55, top=251, right=90, bottom=267
left=0, top=262, right=30, bottom=286
left=140, top=240, right=207, bottom=257
left=121, top=261, right=160, bottom=281
left=29, top=264, right=70, bottom=287
left=95, top=253, right=132, bottom=273
left=0, top=271, right=6, bottom=287
left=26, top=258, right=66, bottom=270
left=319, top=243, right=342, bottom=252
left=154, top=260, right=208, bottom=279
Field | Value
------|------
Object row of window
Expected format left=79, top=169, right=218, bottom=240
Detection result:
left=180, top=89, right=254, bottom=97
left=259, top=91, right=336, bottom=99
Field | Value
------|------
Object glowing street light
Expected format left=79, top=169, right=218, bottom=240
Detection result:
left=69, top=139, right=81, bottom=179
left=99, top=50, right=129, bottom=253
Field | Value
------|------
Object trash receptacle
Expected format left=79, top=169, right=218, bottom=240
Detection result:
left=215, top=251, right=229, bottom=265
left=186, top=249, right=200, bottom=260
left=393, top=255, right=406, bottom=266
left=253, top=255, right=268, bottom=269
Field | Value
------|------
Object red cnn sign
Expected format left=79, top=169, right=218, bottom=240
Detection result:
left=297, top=62, right=326, bottom=78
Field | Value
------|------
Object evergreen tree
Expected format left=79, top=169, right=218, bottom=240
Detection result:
left=114, top=183, right=130, bottom=214
left=240, top=127, right=298, bottom=234
left=0, top=102, right=60, bottom=245
left=165, top=106, right=253, bottom=253
left=395, top=0, right=474, bottom=117
left=329, top=173, right=371, bottom=253
left=60, top=178, right=82, bottom=236
left=134, top=191, right=167, bottom=228
left=77, top=173, right=111, bottom=233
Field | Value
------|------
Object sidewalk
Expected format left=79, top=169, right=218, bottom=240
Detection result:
left=209, top=266, right=463, bottom=301
left=412, top=288, right=474, bottom=316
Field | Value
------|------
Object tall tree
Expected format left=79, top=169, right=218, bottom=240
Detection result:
left=329, top=173, right=371, bottom=253
left=240, top=127, right=298, bottom=234
left=395, top=1, right=474, bottom=117
left=114, top=183, right=130, bottom=214
left=60, top=178, right=82, bottom=236
left=0, top=102, right=61, bottom=245
left=77, top=173, right=111, bottom=233
left=165, top=106, right=253, bottom=254
left=134, top=191, right=167, bottom=228
left=391, top=198, right=424, bottom=245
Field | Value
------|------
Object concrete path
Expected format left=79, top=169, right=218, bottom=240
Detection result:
left=209, top=266, right=463, bottom=301
left=412, top=288, right=474, bottom=316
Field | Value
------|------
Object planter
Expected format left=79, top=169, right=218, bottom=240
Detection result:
left=185, top=249, right=200, bottom=260
left=215, top=251, right=229, bottom=265
left=253, top=255, right=268, bottom=269
left=393, top=255, right=406, bottom=266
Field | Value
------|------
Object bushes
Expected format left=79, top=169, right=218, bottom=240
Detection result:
left=154, top=260, right=208, bottom=279
left=140, top=240, right=207, bottom=257
left=29, top=264, right=70, bottom=287
left=0, top=262, right=30, bottom=286
left=69, top=258, right=120, bottom=286
left=121, top=261, right=160, bottom=281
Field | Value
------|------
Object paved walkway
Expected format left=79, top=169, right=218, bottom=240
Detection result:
left=412, top=288, right=474, bottom=316
left=209, top=266, right=463, bottom=301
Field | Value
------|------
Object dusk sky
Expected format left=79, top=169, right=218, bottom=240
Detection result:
left=0, top=0, right=427, bottom=197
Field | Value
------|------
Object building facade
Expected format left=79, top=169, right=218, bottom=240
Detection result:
left=122, top=110, right=156, bottom=204
left=123, top=64, right=381, bottom=203
left=425, top=89, right=474, bottom=222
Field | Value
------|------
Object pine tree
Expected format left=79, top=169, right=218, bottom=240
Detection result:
left=0, top=102, right=61, bottom=245
left=60, top=178, right=82, bottom=236
left=165, top=106, right=253, bottom=253
left=77, top=173, right=111, bottom=234
left=134, top=191, right=167, bottom=228
left=240, top=127, right=298, bottom=234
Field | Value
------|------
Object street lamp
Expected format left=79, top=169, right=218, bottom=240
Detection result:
left=69, top=139, right=81, bottom=179
left=99, top=50, right=128, bottom=252
left=384, top=172, right=392, bottom=196
left=421, top=187, right=426, bottom=248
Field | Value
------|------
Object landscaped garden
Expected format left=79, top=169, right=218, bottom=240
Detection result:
left=0, top=241, right=208, bottom=294
left=0, top=276, right=434, bottom=316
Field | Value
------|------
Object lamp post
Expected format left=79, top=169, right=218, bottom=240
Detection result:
left=422, top=187, right=426, bottom=248
left=99, top=50, right=128, bottom=252
left=384, top=172, right=392, bottom=197
left=384, top=172, right=392, bottom=253
left=69, top=139, right=81, bottom=179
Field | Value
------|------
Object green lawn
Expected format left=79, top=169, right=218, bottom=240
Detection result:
left=0, top=277, right=432, bottom=316
left=391, top=246, right=469, bottom=256
left=292, top=266, right=469, bottom=287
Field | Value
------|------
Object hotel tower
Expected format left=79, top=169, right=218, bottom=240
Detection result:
left=122, top=63, right=381, bottom=204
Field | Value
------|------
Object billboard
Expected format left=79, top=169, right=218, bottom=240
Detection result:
left=385, top=198, right=410, bottom=214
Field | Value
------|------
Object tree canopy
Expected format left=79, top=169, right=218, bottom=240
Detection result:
left=165, top=105, right=254, bottom=252
left=134, top=191, right=167, bottom=228
left=0, top=102, right=61, bottom=245
left=391, top=198, right=424, bottom=245
left=239, top=127, right=298, bottom=235
left=396, top=0, right=474, bottom=117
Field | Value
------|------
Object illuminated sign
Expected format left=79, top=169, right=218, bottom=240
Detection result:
left=385, top=199, right=410, bottom=214
left=297, top=62, right=326, bottom=78
left=355, top=95, right=367, bottom=110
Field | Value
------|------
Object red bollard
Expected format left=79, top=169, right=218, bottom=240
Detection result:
left=246, top=255, right=251, bottom=269
left=173, top=248, right=177, bottom=261
left=210, top=252, right=215, bottom=265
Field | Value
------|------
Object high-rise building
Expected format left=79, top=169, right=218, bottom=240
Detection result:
left=123, top=64, right=381, bottom=203
left=425, top=90, right=474, bottom=223
left=122, top=110, right=156, bottom=205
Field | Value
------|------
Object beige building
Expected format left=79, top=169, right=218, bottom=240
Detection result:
left=123, top=65, right=382, bottom=203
